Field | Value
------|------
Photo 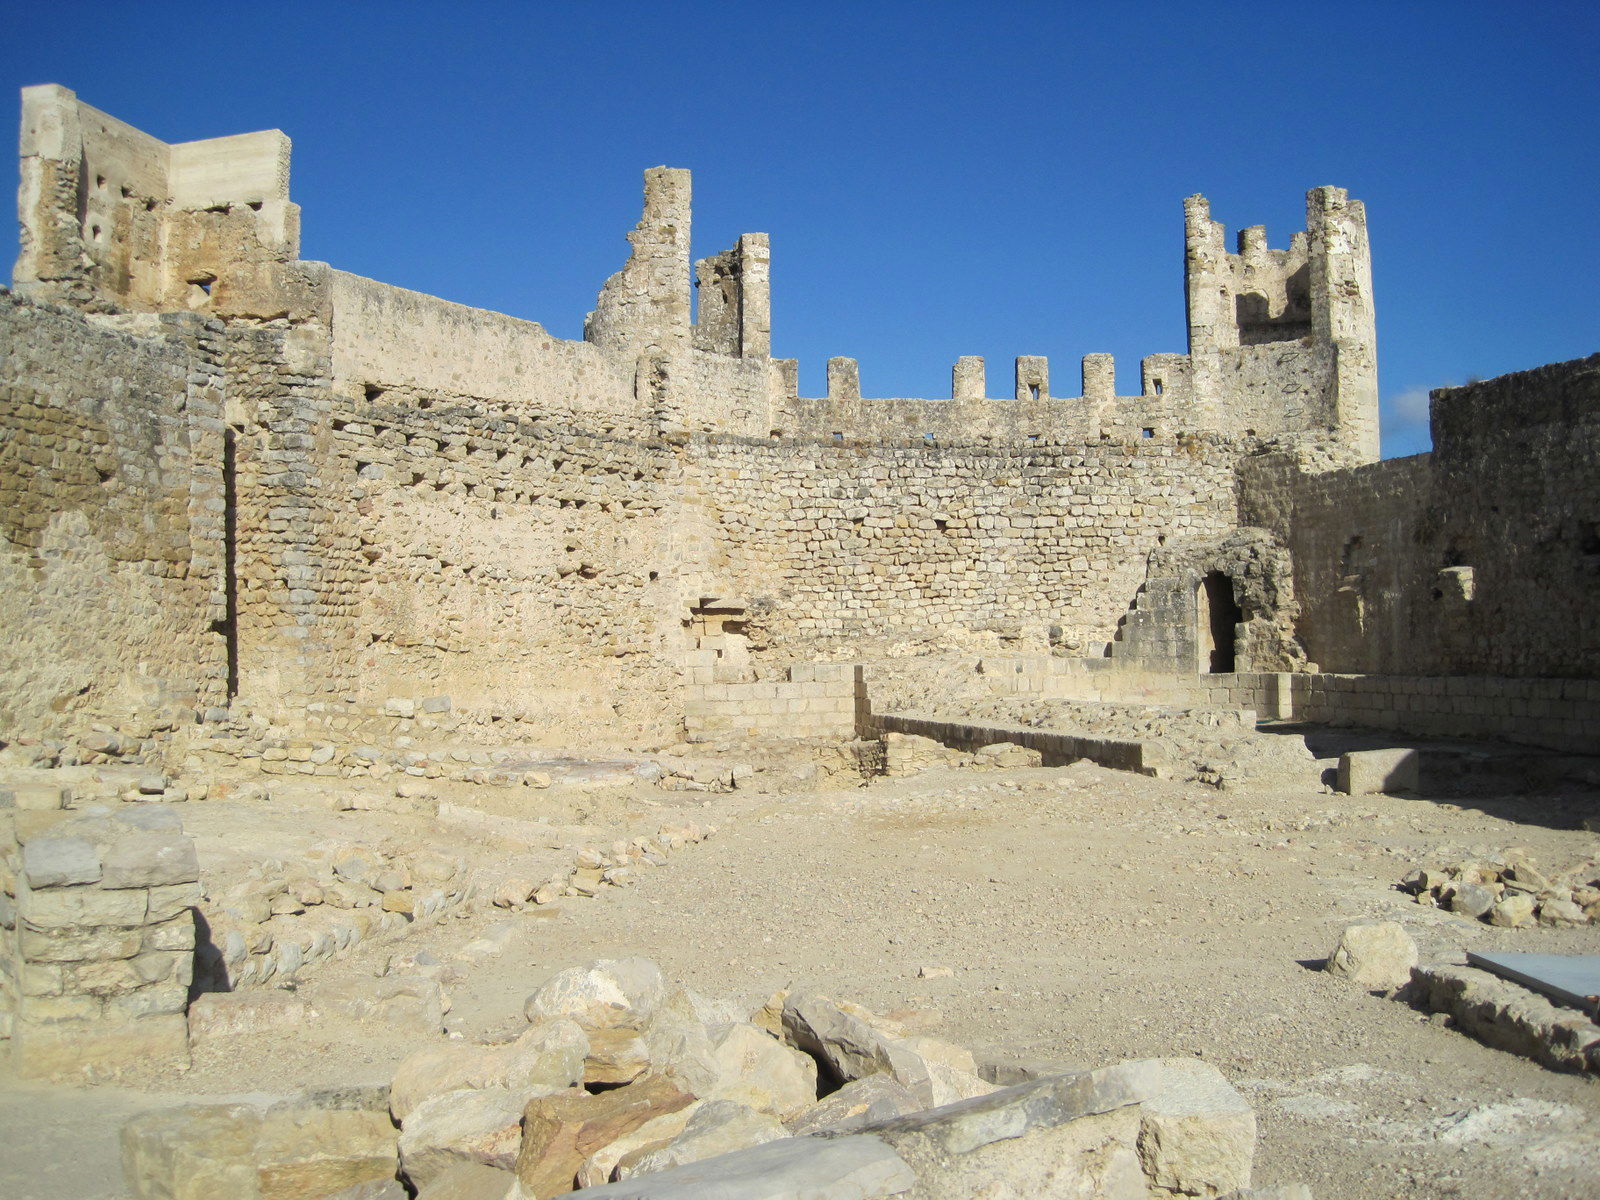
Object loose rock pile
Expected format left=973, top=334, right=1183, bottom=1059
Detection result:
left=490, top=823, right=715, bottom=910
left=1400, top=851, right=1599, bottom=927
left=122, top=956, right=1302, bottom=1199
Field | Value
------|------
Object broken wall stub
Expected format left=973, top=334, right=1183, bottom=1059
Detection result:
left=1107, top=529, right=1305, bottom=676
left=585, top=166, right=694, bottom=363
left=1, top=786, right=199, bottom=1077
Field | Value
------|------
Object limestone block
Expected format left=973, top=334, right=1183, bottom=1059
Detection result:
left=101, top=830, right=201, bottom=889
left=548, top=1133, right=914, bottom=1200
left=17, top=880, right=149, bottom=928
left=190, top=991, right=317, bottom=1045
left=709, top=1023, right=819, bottom=1120
left=400, top=1087, right=525, bottom=1189
left=1135, top=1059, right=1256, bottom=1198
left=524, top=957, right=666, bottom=1031
left=390, top=1019, right=588, bottom=1121
left=516, top=1074, right=696, bottom=1199
left=16, top=1013, right=188, bottom=1077
left=122, top=1097, right=399, bottom=1200
left=21, top=835, right=102, bottom=887
left=613, top=1099, right=787, bottom=1180
left=786, top=1074, right=922, bottom=1136
left=415, top=1162, right=514, bottom=1200
left=575, top=1103, right=701, bottom=1189
left=309, top=976, right=445, bottom=1035
left=1336, top=748, right=1418, bottom=795
left=586, top=1025, right=652, bottom=1085
left=1324, top=922, right=1418, bottom=990
left=5, top=784, right=68, bottom=811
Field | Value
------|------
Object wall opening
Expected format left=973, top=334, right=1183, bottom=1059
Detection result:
left=1197, top=570, right=1240, bottom=673
left=1029, top=384, right=1040, bottom=401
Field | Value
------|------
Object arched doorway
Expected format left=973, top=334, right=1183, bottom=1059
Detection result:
left=1197, top=571, right=1240, bottom=673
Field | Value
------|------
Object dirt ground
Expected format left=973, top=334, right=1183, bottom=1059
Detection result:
left=3, top=738, right=1599, bottom=1200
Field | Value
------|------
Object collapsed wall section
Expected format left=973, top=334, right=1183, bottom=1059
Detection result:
left=0, top=291, right=228, bottom=753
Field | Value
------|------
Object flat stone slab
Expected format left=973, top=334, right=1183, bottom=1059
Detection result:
left=1467, top=951, right=1600, bottom=1013
left=549, top=1133, right=913, bottom=1199
left=864, top=1060, right=1161, bottom=1156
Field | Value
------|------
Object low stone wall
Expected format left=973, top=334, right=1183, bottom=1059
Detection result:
left=864, top=712, right=1152, bottom=774
left=196, top=844, right=474, bottom=992
left=685, top=663, right=862, bottom=739
left=971, top=656, right=1294, bottom=718
left=957, top=658, right=1600, bottom=755
left=1410, top=962, right=1600, bottom=1075
left=1, top=782, right=199, bottom=1077
left=1285, top=673, right=1600, bottom=755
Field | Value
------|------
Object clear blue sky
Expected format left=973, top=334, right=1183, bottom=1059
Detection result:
left=4, top=1, right=1596, bottom=457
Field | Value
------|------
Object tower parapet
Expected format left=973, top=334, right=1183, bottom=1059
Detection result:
left=14, top=83, right=301, bottom=317
left=1184, top=187, right=1378, bottom=461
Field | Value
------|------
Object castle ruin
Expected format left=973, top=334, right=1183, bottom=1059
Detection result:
left=2, top=86, right=1599, bottom=1189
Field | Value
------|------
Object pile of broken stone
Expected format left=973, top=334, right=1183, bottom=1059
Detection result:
left=491, top=823, right=716, bottom=909
left=198, top=843, right=473, bottom=989
left=125, top=956, right=1308, bottom=1199
left=1400, top=850, right=1598, bottom=927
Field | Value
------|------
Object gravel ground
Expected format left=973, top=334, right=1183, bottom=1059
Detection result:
left=3, top=751, right=1598, bottom=1199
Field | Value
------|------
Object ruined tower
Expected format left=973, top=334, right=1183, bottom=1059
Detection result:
left=1184, top=186, right=1378, bottom=462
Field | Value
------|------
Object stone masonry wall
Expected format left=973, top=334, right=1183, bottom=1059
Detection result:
left=321, top=401, right=686, bottom=747
left=687, top=435, right=1242, bottom=661
left=1242, top=354, right=1600, bottom=679
left=0, top=291, right=229, bottom=755
left=1, top=782, right=199, bottom=1077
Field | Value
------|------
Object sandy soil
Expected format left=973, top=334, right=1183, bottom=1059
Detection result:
left=3, top=744, right=1599, bottom=1200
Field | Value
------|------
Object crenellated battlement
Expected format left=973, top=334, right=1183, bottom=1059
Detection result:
left=12, top=85, right=1376, bottom=460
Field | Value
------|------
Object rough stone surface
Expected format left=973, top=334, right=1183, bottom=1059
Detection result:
left=515, top=1074, right=696, bottom=1199
left=1323, top=922, right=1418, bottom=990
left=547, top=1134, right=915, bottom=1200
left=787, top=1075, right=923, bottom=1136
left=1135, top=1059, right=1257, bottom=1198
left=399, top=1087, right=525, bottom=1189
left=612, top=1099, right=785, bottom=1179
left=390, top=1020, right=588, bottom=1121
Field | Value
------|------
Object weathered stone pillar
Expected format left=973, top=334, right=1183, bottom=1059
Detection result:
left=1015, top=356, right=1049, bottom=402
left=828, top=357, right=861, bottom=402
left=953, top=356, right=985, bottom=401
left=1082, top=354, right=1115, bottom=403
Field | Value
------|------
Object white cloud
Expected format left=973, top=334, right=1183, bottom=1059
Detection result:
left=1384, top=381, right=1456, bottom=430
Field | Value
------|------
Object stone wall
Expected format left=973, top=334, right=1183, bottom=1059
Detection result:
left=1244, top=354, right=1600, bottom=679
left=327, top=270, right=642, bottom=433
left=0, top=291, right=229, bottom=753
left=322, top=400, right=685, bottom=747
left=687, top=435, right=1241, bottom=661
left=684, top=663, right=860, bottom=738
left=1, top=782, right=199, bottom=1077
